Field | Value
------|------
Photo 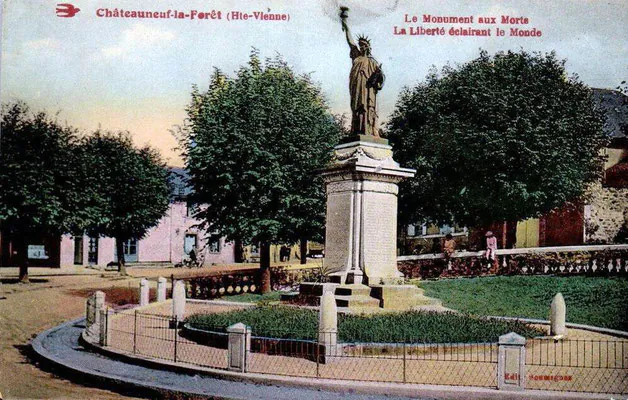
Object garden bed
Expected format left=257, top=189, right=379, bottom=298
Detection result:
left=185, top=306, right=542, bottom=343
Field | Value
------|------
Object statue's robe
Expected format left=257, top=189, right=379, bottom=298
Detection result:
left=349, top=45, right=383, bottom=136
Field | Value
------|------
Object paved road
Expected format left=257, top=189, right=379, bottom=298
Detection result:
left=33, top=318, right=427, bottom=400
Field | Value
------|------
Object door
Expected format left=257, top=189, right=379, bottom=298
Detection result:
left=184, top=234, right=197, bottom=259
left=88, top=237, right=99, bottom=264
left=73, top=237, right=83, bottom=265
left=117, top=239, right=138, bottom=263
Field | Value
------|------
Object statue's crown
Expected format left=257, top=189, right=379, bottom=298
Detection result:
left=357, top=35, right=371, bottom=45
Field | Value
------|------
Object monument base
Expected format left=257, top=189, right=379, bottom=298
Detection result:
left=370, top=285, right=436, bottom=310
left=296, top=281, right=440, bottom=312
left=321, top=139, right=415, bottom=285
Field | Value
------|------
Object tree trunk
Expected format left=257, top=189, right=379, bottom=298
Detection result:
left=300, top=238, right=308, bottom=265
left=116, top=237, right=127, bottom=276
left=234, top=237, right=244, bottom=263
left=17, top=236, right=29, bottom=283
left=259, top=241, right=271, bottom=294
left=502, top=221, right=508, bottom=249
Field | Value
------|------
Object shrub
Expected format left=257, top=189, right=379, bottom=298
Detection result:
left=185, top=306, right=543, bottom=343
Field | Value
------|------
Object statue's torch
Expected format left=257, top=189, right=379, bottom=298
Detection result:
left=339, top=6, right=349, bottom=21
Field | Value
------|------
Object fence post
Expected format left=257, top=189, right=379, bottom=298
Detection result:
left=133, top=309, right=138, bottom=354
left=139, top=278, right=149, bottom=306
left=498, top=332, right=526, bottom=391
left=173, top=316, right=178, bottom=363
left=172, top=280, right=186, bottom=321
left=550, top=293, right=567, bottom=337
left=157, top=277, right=167, bottom=302
left=316, top=337, right=320, bottom=377
left=227, top=322, right=251, bottom=372
left=98, top=308, right=110, bottom=346
left=318, top=291, right=337, bottom=358
left=86, top=291, right=105, bottom=339
left=403, top=341, right=407, bottom=383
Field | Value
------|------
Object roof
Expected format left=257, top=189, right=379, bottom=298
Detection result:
left=604, top=161, right=628, bottom=188
left=592, top=88, right=628, bottom=141
left=168, top=167, right=193, bottom=200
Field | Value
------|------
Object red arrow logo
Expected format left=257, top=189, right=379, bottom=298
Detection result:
left=56, top=3, right=81, bottom=18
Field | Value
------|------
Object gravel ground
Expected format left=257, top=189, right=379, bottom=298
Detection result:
left=0, top=264, right=254, bottom=399
left=0, top=273, right=143, bottom=399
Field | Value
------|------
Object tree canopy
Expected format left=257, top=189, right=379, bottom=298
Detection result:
left=1, top=102, right=171, bottom=277
left=77, top=132, right=171, bottom=274
left=387, top=50, right=607, bottom=228
left=0, top=102, right=88, bottom=280
left=180, top=52, right=341, bottom=290
left=0, top=102, right=85, bottom=235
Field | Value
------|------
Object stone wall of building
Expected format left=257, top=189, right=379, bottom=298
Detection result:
left=585, top=182, right=628, bottom=243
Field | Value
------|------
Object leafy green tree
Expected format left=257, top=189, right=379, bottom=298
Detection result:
left=77, top=132, right=170, bottom=275
left=387, top=50, right=607, bottom=232
left=0, top=102, right=86, bottom=281
left=181, top=52, right=341, bottom=292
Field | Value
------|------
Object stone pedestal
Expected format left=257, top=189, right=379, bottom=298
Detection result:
left=227, top=323, right=251, bottom=372
left=370, top=285, right=434, bottom=310
left=321, top=137, right=415, bottom=285
left=172, top=280, right=186, bottom=321
left=85, top=291, right=105, bottom=339
left=139, top=278, right=149, bottom=306
left=498, top=332, right=526, bottom=391
left=318, top=292, right=338, bottom=356
left=157, top=277, right=167, bottom=302
left=550, top=292, right=567, bottom=337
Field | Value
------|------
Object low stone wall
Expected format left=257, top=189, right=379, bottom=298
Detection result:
left=397, top=244, right=628, bottom=280
left=586, top=182, right=628, bottom=243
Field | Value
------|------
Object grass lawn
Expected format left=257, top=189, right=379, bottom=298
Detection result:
left=225, top=291, right=283, bottom=304
left=186, top=306, right=542, bottom=343
left=420, top=276, right=628, bottom=331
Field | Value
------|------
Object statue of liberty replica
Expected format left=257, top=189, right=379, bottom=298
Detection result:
left=295, top=6, right=431, bottom=311
left=340, top=7, right=385, bottom=137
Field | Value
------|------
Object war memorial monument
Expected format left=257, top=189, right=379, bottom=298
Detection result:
left=299, top=8, right=435, bottom=310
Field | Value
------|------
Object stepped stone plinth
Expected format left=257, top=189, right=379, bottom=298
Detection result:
left=293, top=137, right=440, bottom=311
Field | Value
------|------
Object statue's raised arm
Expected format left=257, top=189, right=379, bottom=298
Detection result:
left=340, top=7, right=357, bottom=49
left=339, top=7, right=385, bottom=137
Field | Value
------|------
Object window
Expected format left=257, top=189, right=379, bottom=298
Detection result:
left=406, top=223, right=467, bottom=238
left=208, top=234, right=221, bottom=253
left=186, top=201, right=198, bottom=217
left=407, top=225, right=416, bottom=237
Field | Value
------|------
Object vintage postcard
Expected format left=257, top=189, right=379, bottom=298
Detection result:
left=0, top=1, right=626, bottom=399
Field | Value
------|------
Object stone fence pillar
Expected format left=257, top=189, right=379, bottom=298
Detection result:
left=227, top=322, right=251, bottom=372
left=85, top=291, right=105, bottom=339
left=139, top=278, right=149, bottom=306
left=498, top=332, right=526, bottom=391
left=550, top=293, right=567, bottom=337
left=157, top=277, right=167, bottom=302
left=318, top=291, right=338, bottom=357
left=99, top=308, right=111, bottom=346
left=172, top=280, right=186, bottom=321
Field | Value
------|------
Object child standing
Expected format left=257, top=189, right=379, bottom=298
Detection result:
left=485, top=231, right=497, bottom=262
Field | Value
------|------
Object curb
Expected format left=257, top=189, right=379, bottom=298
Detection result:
left=486, top=316, right=628, bottom=338
left=30, top=318, right=230, bottom=400
left=31, top=318, right=613, bottom=400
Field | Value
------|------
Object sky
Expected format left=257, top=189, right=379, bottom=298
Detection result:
left=2, top=0, right=626, bottom=167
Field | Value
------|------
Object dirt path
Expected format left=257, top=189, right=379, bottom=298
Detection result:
left=0, top=274, right=144, bottom=400
left=0, top=263, right=255, bottom=399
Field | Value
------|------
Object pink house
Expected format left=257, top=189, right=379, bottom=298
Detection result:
left=59, top=168, right=235, bottom=269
